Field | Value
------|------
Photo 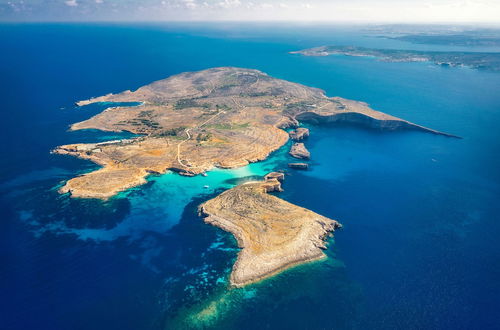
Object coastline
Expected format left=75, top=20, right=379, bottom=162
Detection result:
left=199, top=179, right=340, bottom=287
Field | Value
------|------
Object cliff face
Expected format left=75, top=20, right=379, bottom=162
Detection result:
left=289, top=127, right=310, bottom=141
left=199, top=177, right=340, bottom=287
left=54, top=67, right=456, bottom=199
left=295, top=110, right=457, bottom=136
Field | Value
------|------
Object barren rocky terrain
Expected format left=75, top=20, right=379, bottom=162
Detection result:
left=199, top=176, right=341, bottom=287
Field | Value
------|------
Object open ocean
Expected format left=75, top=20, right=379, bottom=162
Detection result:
left=1, top=23, right=500, bottom=329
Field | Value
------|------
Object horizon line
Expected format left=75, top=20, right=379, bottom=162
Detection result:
left=1, top=20, right=500, bottom=26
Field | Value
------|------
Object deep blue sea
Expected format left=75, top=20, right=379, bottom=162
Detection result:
left=1, top=23, right=500, bottom=330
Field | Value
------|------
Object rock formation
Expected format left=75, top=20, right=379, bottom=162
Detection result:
left=289, top=127, right=310, bottom=141
left=288, top=163, right=309, bottom=170
left=264, top=171, right=285, bottom=182
left=289, top=142, right=311, bottom=159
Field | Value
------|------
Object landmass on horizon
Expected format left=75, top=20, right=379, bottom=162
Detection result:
left=291, top=46, right=500, bottom=71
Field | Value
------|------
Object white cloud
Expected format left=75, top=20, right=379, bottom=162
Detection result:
left=217, top=0, right=242, bottom=9
left=182, top=0, right=198, bottom=9
left=65, top=0, right=78, bottom=6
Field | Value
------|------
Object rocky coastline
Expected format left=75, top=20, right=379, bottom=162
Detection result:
left=199, top=173, right=341, bottom=287
left=289, top=127, right=310, bottom=141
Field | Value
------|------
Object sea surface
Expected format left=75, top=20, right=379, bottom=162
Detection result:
left=1, top=23, right=500, bottom=330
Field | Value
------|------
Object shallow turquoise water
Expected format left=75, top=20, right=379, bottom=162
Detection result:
left=0, top=23, right=499, bottom=330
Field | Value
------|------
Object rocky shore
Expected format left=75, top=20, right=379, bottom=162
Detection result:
left=288, top=163, right=309, bottom=169
left=289, top=142, right=311, bottom=159
left=199, top=174, right=341, bottom=287
left=289, top=127, right=309, bottom=141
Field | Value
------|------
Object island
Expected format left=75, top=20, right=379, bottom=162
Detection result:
left=54, top=67, right=455, bottom=199
left=291, top=46, right=500, bottom=72
left=199, top=174, right=340, bottom=287
left=384, top=33, right=500, bottom=47
left=289, top=142, right=310, bottom=159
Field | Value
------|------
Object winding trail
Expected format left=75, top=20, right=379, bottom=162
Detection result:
left=176, top=72, right=264, bottom=171
left=176, top=109, right=226, bottom=170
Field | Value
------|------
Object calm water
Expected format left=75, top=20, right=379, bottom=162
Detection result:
left=1, top=23, right=499, bottom=330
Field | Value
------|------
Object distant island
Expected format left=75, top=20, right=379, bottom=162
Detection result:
left=291, top=46, right=500, bottom=71
left=386, top=34, right=500, bottom=47
left=54, top=67, right=455, bottom=285
left=363, top=25, right=500, bottom=46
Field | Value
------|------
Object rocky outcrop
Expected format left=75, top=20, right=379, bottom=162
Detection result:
left=289, top=142, right=311, bottom=159
left=264, top=171, right=285, bottom=182
left=288, top=163, right=309, bottom=170
left=295, top=109, right=459, bottom=138
left=289, top=127, right=310, bottom=141
left=199, top=178, right=341, bottom=287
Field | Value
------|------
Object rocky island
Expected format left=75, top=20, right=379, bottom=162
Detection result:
left=54, top=67, right=455, bottom=199
left=199, top=174, right=340, bottom=287
left=291, top=46, right=500, bottom=72
left=289, top=142, right=311, bottom=159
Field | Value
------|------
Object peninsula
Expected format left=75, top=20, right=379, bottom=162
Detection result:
left=199, top=175, right=340, bottom=287
left=54, top=67, right=454, bottom=199
left=291, top=46, right=500, bottom=71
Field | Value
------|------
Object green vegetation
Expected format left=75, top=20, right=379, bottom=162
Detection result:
left=174, top=99, right=198, bottom=110
left=174, top=99, right=212, bottom=110
left=285, top=101, right=316, bottom=113
left=206, top=122, right=249, bottom=130
left=196, top=132, right=212, bottom=142
left=138, top=110, right=154, bottom=117
left=153, top=126, right=186, bottom=137
left=240, top=92, right=267, bottom=97
left=215, top=104, right=232, bottom=111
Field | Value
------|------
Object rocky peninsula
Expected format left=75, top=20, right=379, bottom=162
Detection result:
left=54, top=67, right=455, bottom=199
left=199, top=174, right=340, bottom=287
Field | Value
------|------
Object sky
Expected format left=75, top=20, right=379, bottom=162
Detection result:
left=1, top=0, right=500, bottom=23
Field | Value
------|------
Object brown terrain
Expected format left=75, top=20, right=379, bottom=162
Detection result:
left=289, top=127, right=310, bottom=141
left=199, top=175, right=341, bottom=287
left=54, top=67, right=453, bottom=199
left=289, top=142, right=311, bottom=159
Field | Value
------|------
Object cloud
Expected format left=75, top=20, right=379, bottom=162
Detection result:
left=182, top=0, right=198, bottom=9
left=217, top=0, right=242, bottom=8
left=64, top=0, right=78, bottom=6
left=1, top=0, right=500, bottom=23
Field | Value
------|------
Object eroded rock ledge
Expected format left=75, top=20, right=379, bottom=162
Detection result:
left=199, top=175, right=340, bottom=287
left=289, top=127, right=310, bottom=141
left=53, top=67, right=456, bottom=199
left=289, top=142, right=311, bottom=159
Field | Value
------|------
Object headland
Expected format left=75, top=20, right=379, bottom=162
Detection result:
left=199, top=175, right=341, bottom=287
